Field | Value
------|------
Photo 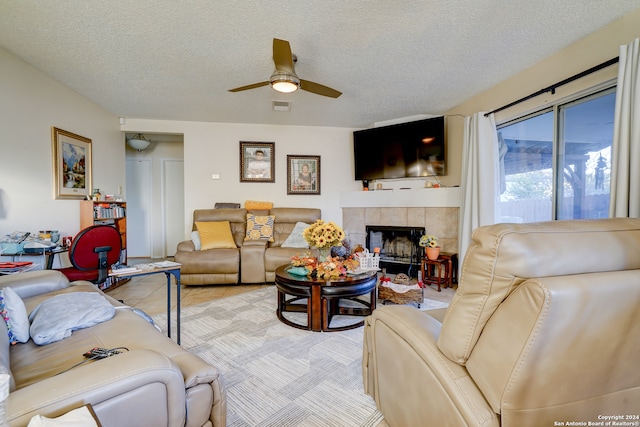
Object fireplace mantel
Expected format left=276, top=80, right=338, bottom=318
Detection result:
left=339, top=186, right=462, bottom=208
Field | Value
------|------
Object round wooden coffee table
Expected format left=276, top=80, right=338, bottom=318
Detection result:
left=274, top=265, right=377, bottom=332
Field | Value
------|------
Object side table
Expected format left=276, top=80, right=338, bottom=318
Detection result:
left=439, top=252, right=459, bottom=285
left=421, top=252, right=459, bottom=292
left=421, top=258, right=448, bottom=292
left=109, top=263, right=182, bottom=344
left=2, top=246, right=68, bottom=270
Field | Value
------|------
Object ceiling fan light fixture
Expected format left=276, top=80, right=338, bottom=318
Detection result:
left=127, top=133, right=151, bottom=151
left=270, top=72, right=300, bottom=93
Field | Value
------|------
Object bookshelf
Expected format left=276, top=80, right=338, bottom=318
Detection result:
left=80, top=200, right=128, bottom=291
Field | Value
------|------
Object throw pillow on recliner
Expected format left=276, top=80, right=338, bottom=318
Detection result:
left=244, top=214, right=275, bottom=242
left=281, top=222, right=310, bottom=248
left=245, top=200, right=273, bottom=210
left=195, top=221, right=237, bottom=250
left=0, top=287, right=30, bottom=344
left=191, top=231, right=201, bottom=250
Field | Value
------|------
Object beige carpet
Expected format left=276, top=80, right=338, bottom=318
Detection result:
left=152, top=285, right=454, bottom=426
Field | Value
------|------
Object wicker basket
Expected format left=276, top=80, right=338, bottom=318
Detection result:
left=378, top=273, right=423, bottom=306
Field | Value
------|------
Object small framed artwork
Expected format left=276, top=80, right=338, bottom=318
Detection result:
left=51, top=127, right=93, bottom=200
left=240, top=141, right=275, bottom=183
left=287, top=155, right=320, bottom=195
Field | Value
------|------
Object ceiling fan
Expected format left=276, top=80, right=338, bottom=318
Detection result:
left=228, top=38, right=342, bottom=98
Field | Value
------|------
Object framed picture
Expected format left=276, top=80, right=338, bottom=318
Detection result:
left=240, top=141, right=275, bottom=182
left=51, top=127, right=92, bottom=200
left=287, top=155, right=320, bottom=195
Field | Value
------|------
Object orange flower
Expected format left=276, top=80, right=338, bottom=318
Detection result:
left=290, top=253, right=360, bottom=278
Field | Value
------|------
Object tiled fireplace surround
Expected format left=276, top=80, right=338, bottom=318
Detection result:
left=339, top=187, right=462, bottom=256
left=342, top=207, right=459, bottom=255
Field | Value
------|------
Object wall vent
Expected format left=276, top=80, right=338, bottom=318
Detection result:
left=272, top=100, right=291, bottom=112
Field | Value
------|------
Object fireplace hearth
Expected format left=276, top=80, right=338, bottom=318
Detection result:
left=365, top=225, right=424, bottom=277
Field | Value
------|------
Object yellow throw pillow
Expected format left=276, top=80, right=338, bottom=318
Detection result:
left=244, top=214, right=275, bottom=242
left=245, top=200, right=273, bottom=210
left=195, top=221, right=237, bottom=250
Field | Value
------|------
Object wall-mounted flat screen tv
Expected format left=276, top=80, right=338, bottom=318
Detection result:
left=353, top=116, right=445, bottom=180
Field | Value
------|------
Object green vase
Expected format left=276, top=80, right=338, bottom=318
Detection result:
left=317, top=247, right=332, bottom=261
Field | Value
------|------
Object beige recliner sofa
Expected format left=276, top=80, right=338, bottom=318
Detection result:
left=175, top=207, right=321, bottom=285
left=363, top=218, right=640, bottom=426
left=1, top=270, right=226, bottom=426
left=175, top=208, right=248, bottom=285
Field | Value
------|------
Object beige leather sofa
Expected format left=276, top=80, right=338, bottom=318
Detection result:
left=1, top=270, right=226, bottom=427
left=363, top=218, right=640, bottom=426
left=175, top=207, right=321, bottom=285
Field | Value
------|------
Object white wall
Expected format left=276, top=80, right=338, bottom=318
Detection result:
left=0, top=48, right=124, bottom=250
left=121, top=119, right=360, bottom=239
left=445, top=8, right=640, bottom=155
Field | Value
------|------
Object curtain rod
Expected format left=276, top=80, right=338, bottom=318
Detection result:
left=484, top=57, right=619, bottom=117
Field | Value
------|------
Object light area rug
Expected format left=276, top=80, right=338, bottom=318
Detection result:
left=152, top=286, right=451, bottom=427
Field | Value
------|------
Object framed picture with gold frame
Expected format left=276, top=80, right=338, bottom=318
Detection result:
left=240, top=141, right=275, bottom=183
left=287, top=155, right=320, bottom=195
left=52, top=127, right=92, bottom=200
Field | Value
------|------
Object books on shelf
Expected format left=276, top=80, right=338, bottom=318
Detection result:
left=98, top=275, right=128, bottom=291
left=93, top=203, right=126, bottom=219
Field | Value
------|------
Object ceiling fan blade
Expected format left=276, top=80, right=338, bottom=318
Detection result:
left=300, top=79, right=342, bottom=98
left=228, top=81, right=270, bottom=92
left=273, top=38, right=294, bottom=73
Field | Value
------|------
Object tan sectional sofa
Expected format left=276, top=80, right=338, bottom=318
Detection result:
left=175, top=207, right=321, bottom=285
left=0, top=270, right=226, bottom=427
left=363, top=218, right=640, bottom=426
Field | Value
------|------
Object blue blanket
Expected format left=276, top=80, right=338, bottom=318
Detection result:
left=28, top=292, right=115, bottom=345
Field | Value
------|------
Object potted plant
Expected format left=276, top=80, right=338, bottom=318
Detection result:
left=419, top=234, right=440, bottom=260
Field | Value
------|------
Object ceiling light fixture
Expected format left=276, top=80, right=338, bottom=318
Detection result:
left=270, top=71, right=300, bottom=93
left=127, top=133, right=151, bottom=151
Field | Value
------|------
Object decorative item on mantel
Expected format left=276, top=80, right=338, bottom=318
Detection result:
left=420, top=234, right=440, bottom=260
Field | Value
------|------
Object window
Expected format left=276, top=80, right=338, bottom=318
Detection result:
left=497, top=88, right=616, bottom=223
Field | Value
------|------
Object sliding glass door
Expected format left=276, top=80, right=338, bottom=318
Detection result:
left=497, top=87, right=615, bottom=223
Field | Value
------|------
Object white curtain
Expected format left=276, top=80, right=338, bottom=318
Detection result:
left=610, top=38, right=640, bottom=217
left=458, top=112, right=501, bottom=264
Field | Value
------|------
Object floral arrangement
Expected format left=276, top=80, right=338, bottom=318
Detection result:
left=419, top=234, right=439, bottom=248
left=290, top=252, right=360, bottom=279
left=290, top=253, right=318, bottom=270
left=303, top=220, right=346, bottom=249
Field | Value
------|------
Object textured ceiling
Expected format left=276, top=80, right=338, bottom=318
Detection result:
left=1, top=1, right=639, bottom=128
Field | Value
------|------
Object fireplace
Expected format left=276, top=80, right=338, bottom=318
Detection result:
left=365, top=225, right=423, bottom=277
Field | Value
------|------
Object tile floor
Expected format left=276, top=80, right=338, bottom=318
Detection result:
left=106, top=258, right=270, bottom=316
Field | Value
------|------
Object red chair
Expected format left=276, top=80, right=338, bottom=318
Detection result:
left=58, top=225, right=122, bottom=284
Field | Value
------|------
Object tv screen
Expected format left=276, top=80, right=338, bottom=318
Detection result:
left=353, top=116, right=445, bottom=180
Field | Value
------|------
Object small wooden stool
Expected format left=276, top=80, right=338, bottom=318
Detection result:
left=421, top=258, right=448, bottom=292
left=438, top=252, right=459, bottom=285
